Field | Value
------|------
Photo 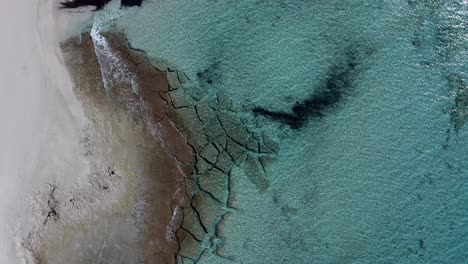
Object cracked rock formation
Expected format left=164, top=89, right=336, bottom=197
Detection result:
left=54, top=31, right=278, bottom=264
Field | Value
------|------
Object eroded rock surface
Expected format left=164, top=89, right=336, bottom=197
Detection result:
left=29, top=31, right=280, bottom=264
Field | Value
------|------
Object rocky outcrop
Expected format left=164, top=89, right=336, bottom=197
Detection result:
left=56, top=31, right=278, bottom=264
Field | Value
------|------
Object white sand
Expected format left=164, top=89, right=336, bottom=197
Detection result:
left=0, top=2, right=168, bottom=263
left=0, top=0, right=92, bottom=262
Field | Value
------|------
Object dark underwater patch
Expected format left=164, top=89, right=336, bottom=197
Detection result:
left=253, top=49, right=364, bottom=130
left=196, top=62, right=222, bottom=87
left=447, top=74, right=468, bottom=132
left=60, top=0, right=143, bottom=10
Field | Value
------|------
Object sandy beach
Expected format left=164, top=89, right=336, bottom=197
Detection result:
left=0, top=0, right=91, bottom=262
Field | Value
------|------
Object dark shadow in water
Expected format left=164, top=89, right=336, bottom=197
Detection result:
left=447, top=74, right=468, bottom=133
left=60, top=0, right=142, bottom=10
left=253, top=48, right=365, bottom=130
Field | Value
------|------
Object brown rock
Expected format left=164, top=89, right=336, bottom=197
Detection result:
left=177, top=228, right=202, bottom=259
left=61, top=32, right=195, bottom=263
left=181, top=207, right=206, bottom=241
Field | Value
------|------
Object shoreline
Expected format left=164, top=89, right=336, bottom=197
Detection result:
left=25, top=30, right=278, bottom=263
left=5, top=2, right=279, bottom=262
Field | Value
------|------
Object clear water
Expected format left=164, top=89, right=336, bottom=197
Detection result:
left=108, top=0, right=468, bottom=263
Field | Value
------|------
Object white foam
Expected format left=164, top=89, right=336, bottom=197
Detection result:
left=90, top=2, right=140, bottom=97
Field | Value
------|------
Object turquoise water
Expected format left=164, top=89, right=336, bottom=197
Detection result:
left=112, top=1, right=467, bottom=263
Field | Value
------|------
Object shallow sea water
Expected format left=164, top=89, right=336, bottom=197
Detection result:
left=104, top=0, right=468, bottom=263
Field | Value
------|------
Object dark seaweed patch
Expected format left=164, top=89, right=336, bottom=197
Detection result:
left=253, top=50, right=361, bottom=130
left=60, top=0, right=142, bottom=10
left=447, top=74, right=468, bottom=132
left=196, top=62, right=222, bottom=86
